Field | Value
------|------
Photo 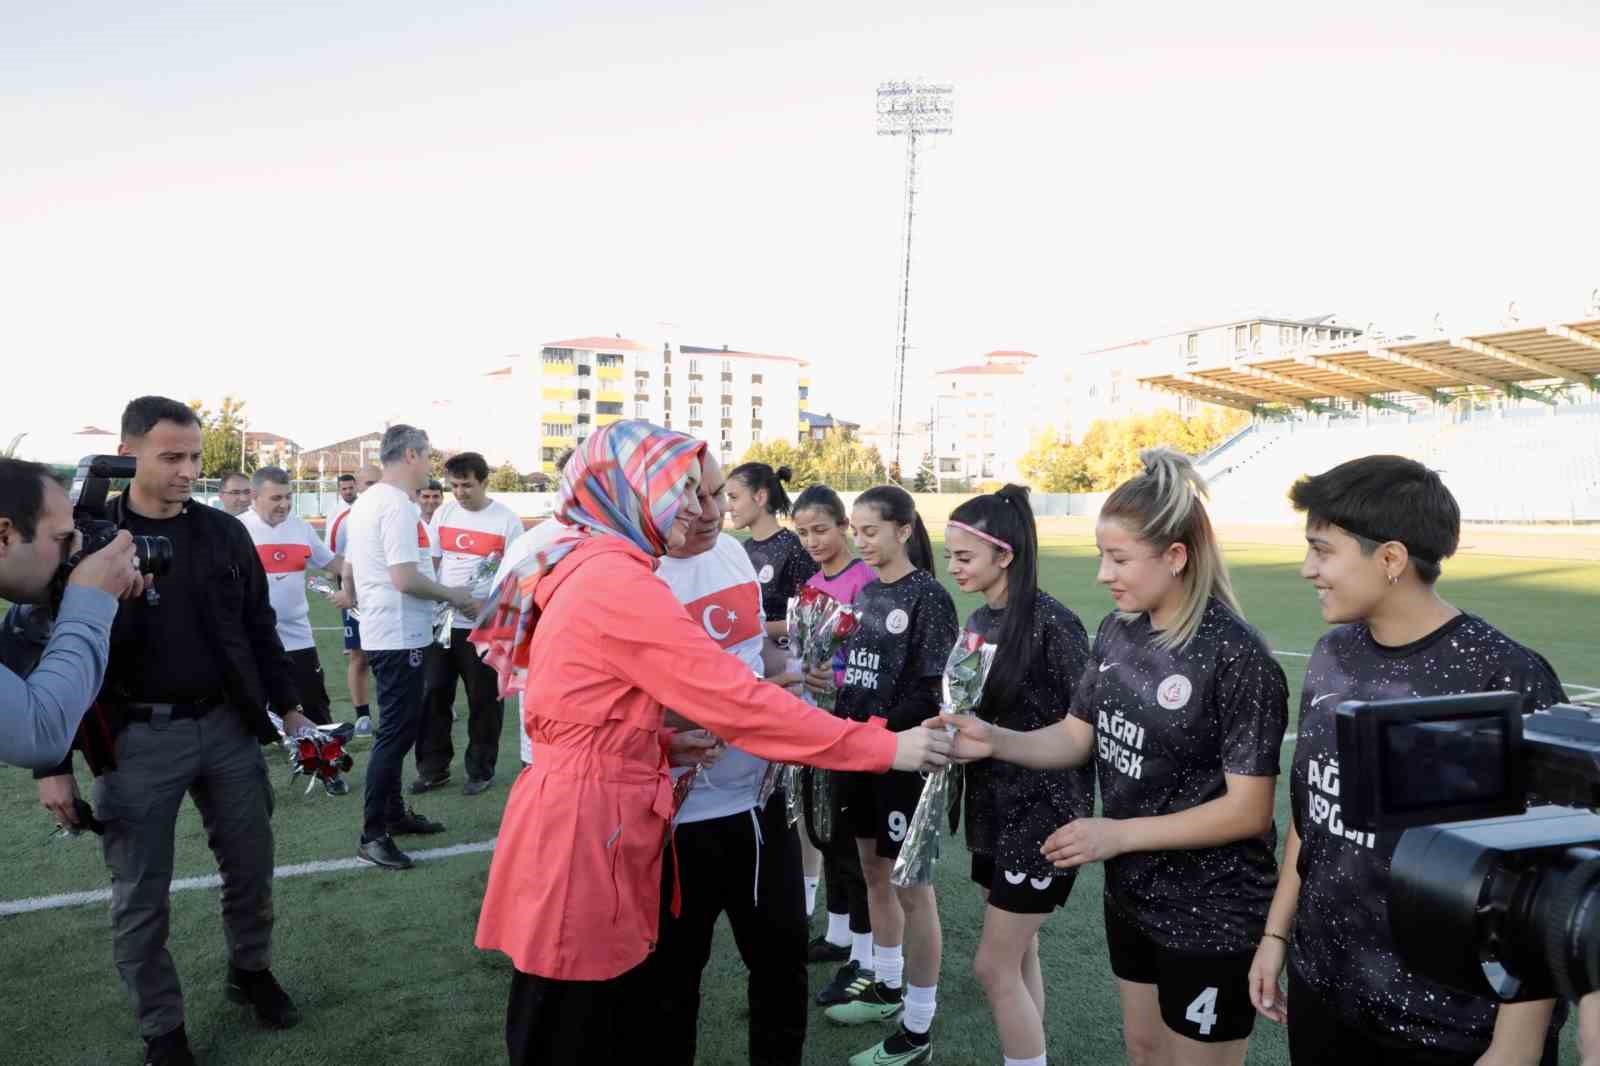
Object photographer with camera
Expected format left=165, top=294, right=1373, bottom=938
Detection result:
left=33, top=396, right=316, bottom=1066
left=1247, top=456, right=1567, bottom=1066
left=0, top=458, right=146, bottom=769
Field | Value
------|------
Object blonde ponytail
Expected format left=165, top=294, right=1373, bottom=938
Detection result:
left=1101, top=447, right=1240, bottom=649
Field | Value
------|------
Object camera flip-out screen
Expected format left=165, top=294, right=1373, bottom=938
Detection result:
left=1336, top=692, right=1526, bottom=832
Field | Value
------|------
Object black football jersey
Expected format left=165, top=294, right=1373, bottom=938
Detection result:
left=834, top=568, right=959, bottom=732
left=962, top=592, right=1096, bottom=878
left=743, top=528, right=819, bottom=623
left=1290, top=614, right=1567, bottom=1055
left=1069, top=598, right=1289, bottom=954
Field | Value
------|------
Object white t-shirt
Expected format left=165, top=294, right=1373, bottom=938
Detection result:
left=239, top=511, right=337, bottom=652
left=325, top=504, right=356, bottom=556
left=429, top=498, right=525, bottom=626
left=655, top=533, right=768, bottom=825
left=346, top=482, right=435, bottom=651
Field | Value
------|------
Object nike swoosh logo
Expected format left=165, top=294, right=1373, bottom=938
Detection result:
left=1098, top=662, right=1117, bottom=673
left=1311, top=692, right=1342, bottom=706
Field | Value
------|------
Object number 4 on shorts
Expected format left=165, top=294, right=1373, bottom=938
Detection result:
left=1185, top=986, right=1219, bottom=1036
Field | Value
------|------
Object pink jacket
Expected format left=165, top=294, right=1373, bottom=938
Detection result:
left=475, top=538, right=896, bottom=980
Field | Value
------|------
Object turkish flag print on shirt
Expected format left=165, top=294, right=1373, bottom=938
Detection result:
left=437, top=527, right=505, bottom=558
left=681, top=581, right=762, bottom=651
left=257, top=544, right=312, bottom=574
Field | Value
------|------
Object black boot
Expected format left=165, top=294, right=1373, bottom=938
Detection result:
left=143, top=1025, right=195, bottom=1066
left=225, top=966, right=302, bottom=1029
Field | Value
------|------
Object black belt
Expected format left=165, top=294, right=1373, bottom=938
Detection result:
left=124, top=699, right=227, bottom=723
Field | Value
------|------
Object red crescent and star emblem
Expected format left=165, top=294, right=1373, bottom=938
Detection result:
left=683, top=582, right=761, bottom=650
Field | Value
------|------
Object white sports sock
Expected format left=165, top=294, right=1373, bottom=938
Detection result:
left=1003, top=1056, right=1046, bottom=1066
left=850, top=932, right=874, bottom=969
left=804, top=876, right=821, bottom=916
left=873, top=943, right=905, bottom=991
left=902, top=983, right=936, bottom=1033
left=825, top=912, right=850, bottom=948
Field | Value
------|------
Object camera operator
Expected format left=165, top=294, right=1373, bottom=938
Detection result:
left=33, top=396, right=315, bottom=1066
left=0, top=458, right=144, bottom=769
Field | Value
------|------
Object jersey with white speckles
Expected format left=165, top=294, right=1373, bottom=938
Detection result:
left=1290, top=613, right=1568, bottom=1055
left=962, top=592, right=1096, bottom=879
left=742, top=528, right=819, bottom=623
left=1069, top=597, right=1290, bottom=954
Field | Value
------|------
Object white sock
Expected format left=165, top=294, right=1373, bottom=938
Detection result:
left=1003, top=1056, right=1046, bottom=1066
left=873, top=943, right=905, bottom=991
left=825, top=912, right=850, bottom=948
left=850, top=932, right=874, bottom=969
left=903, top=983, right=936, bottom=1034
left=804, top=876, right=821, bottom=916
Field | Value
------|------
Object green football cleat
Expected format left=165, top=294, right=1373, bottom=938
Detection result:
left=847, top=1027, right=932, bottom=1066
left=823, top=982, right=904, bottom=1026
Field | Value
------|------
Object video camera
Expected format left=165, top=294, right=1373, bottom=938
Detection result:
left=59, top=455, right=173, bottom=585
left=1338, top=693, right=1600, bottom=1003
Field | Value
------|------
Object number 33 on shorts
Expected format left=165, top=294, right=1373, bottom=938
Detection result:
left=1185, top=986, right=1219, bottom=1036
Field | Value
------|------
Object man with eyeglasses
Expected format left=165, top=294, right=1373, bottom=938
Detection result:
left=217, top=472, right=252, bottom=517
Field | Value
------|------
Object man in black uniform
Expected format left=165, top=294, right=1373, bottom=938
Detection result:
left=34, top=396, right=314, bottom=1066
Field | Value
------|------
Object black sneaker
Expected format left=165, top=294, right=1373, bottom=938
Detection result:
left=807, top=933, right=850, bottom=964
left=357, top=835, right=415, bottom=870
left=816, top=961, right=874, bottom=1007
left=225, top=966, right=302, bottom=1029
left=408, top=771, right=450, bottom=795
left=389, top=805, right=446, bottom=835
left=462, top=777, right=494, bottom=796
left=143, top=1026, right=195, bottom=1066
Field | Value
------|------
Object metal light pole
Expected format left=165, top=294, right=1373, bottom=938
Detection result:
left=876, top=79, right=954, bottom=476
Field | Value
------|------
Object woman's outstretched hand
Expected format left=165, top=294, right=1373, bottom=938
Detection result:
left=891, top=726, right=954, bottom=773
left=923, top=713, right=996, bottom=763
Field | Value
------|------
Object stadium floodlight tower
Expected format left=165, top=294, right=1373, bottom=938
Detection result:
left=877, top=79, right=954, bottom=477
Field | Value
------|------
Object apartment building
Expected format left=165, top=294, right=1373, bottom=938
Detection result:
left=930, top=349, right=1038, bottom=484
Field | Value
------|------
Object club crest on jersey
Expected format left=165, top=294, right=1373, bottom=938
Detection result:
left=885, top=608, right=909, bottom=635
left=1156, top=674, right=1193, bottom=710
left=757, top=564, right=774, bottom=584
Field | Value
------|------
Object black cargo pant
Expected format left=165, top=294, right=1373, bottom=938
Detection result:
left=93, top=705, right=275, bottom=1039
left=639, top=795, right=808, bottom=1066
left=416, top=634, right=505, bottom=783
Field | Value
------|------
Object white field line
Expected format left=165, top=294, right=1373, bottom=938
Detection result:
left=0, top=839, right=496, bottom=917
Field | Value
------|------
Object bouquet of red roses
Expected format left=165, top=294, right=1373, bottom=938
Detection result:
left=891, top=629, right=996, bottom=886
left=765, top=586, right=862, bottom=836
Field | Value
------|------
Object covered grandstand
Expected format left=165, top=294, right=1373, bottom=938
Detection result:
left=1140, top=316, right=1600, bottom=522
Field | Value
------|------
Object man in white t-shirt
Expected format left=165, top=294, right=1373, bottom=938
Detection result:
left=413, top=452, right=526, bottom=797
left=343, top=426, right=476, bottom=871
left=328, top=464, right=381, bottom=734
left=639, top=452, right=810, bottom=1066
left=418, top=480, right=444, bottom=525
left=239, top=467, right=343, bottom=729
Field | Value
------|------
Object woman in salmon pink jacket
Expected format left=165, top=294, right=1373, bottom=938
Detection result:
left=469, top=421, right=952, bottom=1065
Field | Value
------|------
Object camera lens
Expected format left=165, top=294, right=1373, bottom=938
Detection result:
left=133, top=535, right=173, bottom=577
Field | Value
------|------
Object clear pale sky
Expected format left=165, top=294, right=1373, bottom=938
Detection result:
left=4, top=0, right=1597, bottom=460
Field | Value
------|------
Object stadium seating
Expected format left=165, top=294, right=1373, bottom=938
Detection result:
left=1198, top=404, right=1600, bottom=523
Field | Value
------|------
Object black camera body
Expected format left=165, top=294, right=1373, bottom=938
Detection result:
left=1338, top=695, right=1600, bottom=1002
left=61, top=455, right=173, bottom=581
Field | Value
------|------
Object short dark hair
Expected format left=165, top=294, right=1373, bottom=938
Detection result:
left=121, top=396, right=200, bottom=440
left=0, top=458, right=57, bottom=542
left=337, top=474, right=356, bottom=484
left=425, top=479, right=443, bottom=492
left=219, top=470, right=248, bottom=488
left=444, top=451, right=490, bottom=482
left=1288, top=454, right=1459, bottom=584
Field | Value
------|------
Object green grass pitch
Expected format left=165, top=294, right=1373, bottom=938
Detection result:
left=2, top=535, right=1596, bottom=1064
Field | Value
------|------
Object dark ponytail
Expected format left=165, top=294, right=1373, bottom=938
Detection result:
left=856, top=484, right=934, bottom=573
left=730, top=462, right=793, bottom=517
left=792, top=483, right=847, bottom=527
left=950, top=484, right=1040, bottom=717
